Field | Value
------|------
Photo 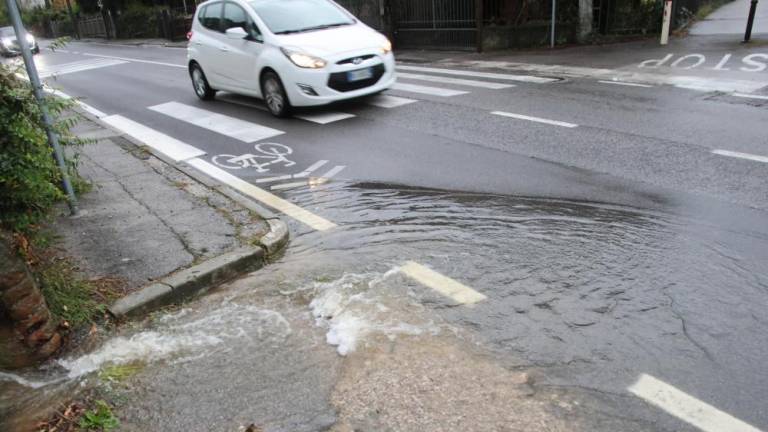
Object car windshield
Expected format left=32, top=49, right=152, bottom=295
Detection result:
left=248, top=0, right=354, bottom=35
left=0, top=27, right=15, bottom=37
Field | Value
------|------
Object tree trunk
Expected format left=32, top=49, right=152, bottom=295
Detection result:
left=0, top=232, right=62, bottom=369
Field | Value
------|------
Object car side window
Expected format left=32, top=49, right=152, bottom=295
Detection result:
left=202, top=2, right=223, bottom=32
left=197, top=5, right=207, bottom=26
left=223, top=2, right=262, bottom=41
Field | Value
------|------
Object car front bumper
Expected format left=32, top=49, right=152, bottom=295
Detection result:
left=282, top=52, right=396, bottom=107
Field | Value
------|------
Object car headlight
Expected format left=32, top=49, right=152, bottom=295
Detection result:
left=1, top=37, right=12, bottom=47
left=281, top=47, right=326, bottom=69
left=381, top=39, right=392, bottom=55
left=26, top=34, right=35, bottom=44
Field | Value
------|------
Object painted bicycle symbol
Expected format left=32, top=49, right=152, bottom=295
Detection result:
left=211, top=143, right=296, bottom=173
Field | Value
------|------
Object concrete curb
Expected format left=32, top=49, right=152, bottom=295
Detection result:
left=109, top=247, right=264, bottom=318
left=68, top=107, right=290, bottom=319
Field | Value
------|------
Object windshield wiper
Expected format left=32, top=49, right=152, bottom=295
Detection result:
left=275, top=22, right=351, bottom=34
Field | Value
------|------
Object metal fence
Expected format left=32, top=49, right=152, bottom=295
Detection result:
left=391, top=0, right=478, bottom=50
left=335, top=0, right=384, bottom=29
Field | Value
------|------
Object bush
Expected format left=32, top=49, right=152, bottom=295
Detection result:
left=0, top=63, right=84, bottom=231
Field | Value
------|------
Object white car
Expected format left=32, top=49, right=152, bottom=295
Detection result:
left=187, top=0, right=396, bottom=117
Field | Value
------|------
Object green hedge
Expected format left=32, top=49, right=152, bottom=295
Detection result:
left=0, top=63, right=84, bottom=231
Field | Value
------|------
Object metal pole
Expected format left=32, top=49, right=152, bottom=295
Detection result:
left=660, top=0, right=672, bottom=45
left=550, top=0, right=556, bottom=48
left=744, top=0, right=758, bottom=42
left=4, top=0, right=79, bottom=216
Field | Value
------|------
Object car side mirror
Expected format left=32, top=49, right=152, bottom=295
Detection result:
left=225, top=27, right=248, bottom=39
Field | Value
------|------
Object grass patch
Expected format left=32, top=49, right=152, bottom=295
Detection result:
left=36, top=259, right=105, bottom=327
left=78, top=400, right=119, bottom=431
left=98, top=363, right=144, bottom=383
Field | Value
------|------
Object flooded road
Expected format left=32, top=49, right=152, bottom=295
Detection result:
left=3, top=183, right=768, bottom=431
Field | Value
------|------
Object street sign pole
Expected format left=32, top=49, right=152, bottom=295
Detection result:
left=744, top=0, right=759, bottom=42
left=660, top=0, right=673, bottom=45
left=4, top=0, right=79, bottom=216
left=550, top=0, right=556, bottom=48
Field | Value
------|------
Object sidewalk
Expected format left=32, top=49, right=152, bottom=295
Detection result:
left=690, top=0, right=768, bottom=35
left=56, top=113, right=282, bottom=314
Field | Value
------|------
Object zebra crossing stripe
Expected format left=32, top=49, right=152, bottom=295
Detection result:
left=295, top=112, right=356, bottom=124
left=397, top=65, right=558, bottom=84
left=38, top=59, right=128, bottom=78
left=102, top=115, right=206, bottom=162
left=149, top=102, right=284, bottom=143
left=366, top=94, right=418, bottom=108
left=391, top=82, right=468, bottom=97
left=397, top=72, right=514, bottom=89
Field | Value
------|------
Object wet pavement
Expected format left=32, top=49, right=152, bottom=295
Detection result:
left=3, top=183, right=768, bottom=431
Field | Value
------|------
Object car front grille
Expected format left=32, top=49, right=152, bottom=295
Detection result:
left=336, top=54, right=376, bottom=65
left=328, top=64, right=386, bottom=93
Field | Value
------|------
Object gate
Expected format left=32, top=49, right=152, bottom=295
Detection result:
left=79, top=14, right=108, bottom=38
left=391, top=0, right=478, bottom=50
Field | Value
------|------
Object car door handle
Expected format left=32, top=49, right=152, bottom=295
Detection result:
left=219, top=46, right=230, bottom=52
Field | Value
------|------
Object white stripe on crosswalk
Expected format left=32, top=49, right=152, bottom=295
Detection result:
left=366, top=94, right=418, bottom=108
left=397, top=65, right=558, bottom=84
left=149, top=102, right=284, bottom=142
left=398, top=72, right=514, bottom=89
left=39, top=59, right=128, bottom=78
left=295, top=111, right=356, bottom=124
left=102, top=115, right=206, bottom=162
left=391, top=82, right=468, bottom=97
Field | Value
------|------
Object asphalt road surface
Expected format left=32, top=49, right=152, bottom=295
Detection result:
left=3, top=37, right=768, bottom=432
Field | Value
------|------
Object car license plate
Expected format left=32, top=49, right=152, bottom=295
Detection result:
left=347, top=67, right=373, bottom=82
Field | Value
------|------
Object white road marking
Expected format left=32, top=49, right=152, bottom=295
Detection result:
left=628, top=374, right=763, bottom=432
left=318, top=164, right=346, bottom=179
left=491, top=111, right=578, bottom=128
left=391, top=82, right=468, bottom=97
left=102, top=115, right=206, bottom=162
left=256, top=160, right=329, bottom=183
left=187, top=158, right=337, bottom=231
left=712, top=149, right=768, bottom=163
left=269, top=164, right=345, bottom=190
left=149, top=102, right=284, bottom=142
left=81, top=52, right=186, bottom=69
left=366, top=94, right=418, bottom=108
left=450, top=59, right=767, bottom=93
left=398, top=64, right=558, bottom=84
left=295, top=111, right=356, bottom=124
left=299, top=160, right=330, bottom=176
left=598, top=80, right=654, bottom=88
left=399, top=261, right=487, bottom=305
left=397, top=72, right=514, bottom=89
left=732, top=93, right=768, bottom=100
left=38, top=59, right=128, bottom=78
left=270, top=181, right=311, bottom=190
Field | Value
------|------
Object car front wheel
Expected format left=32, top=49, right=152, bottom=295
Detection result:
left=261, top=71, right=291, bottom=117
left=190, top=63, right=216, bottom=101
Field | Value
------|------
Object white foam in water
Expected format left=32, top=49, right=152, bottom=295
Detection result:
left=2, top=304, right=291, bottom=388
left=309, top=271, right=437, bottom=355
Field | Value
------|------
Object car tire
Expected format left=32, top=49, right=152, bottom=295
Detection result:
left=190, top=63, right=216, bottom=101
left=261, top=71, right=291, bottom=118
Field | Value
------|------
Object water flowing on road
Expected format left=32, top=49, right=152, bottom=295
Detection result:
left=2, top=182, right=767, bottom=431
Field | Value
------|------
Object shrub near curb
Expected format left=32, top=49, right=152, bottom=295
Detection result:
left=0, top=63, right=84, bottom=231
